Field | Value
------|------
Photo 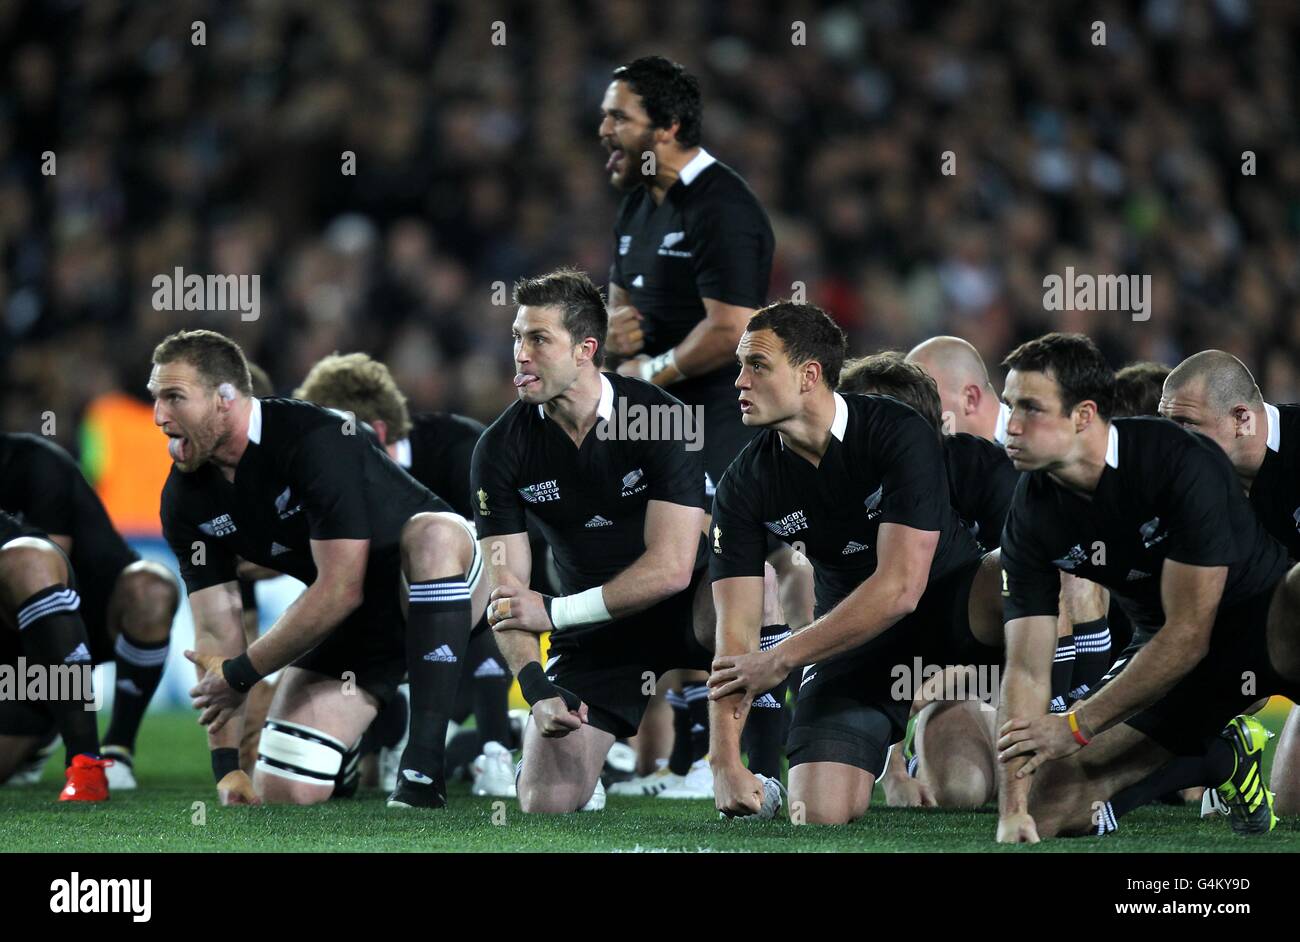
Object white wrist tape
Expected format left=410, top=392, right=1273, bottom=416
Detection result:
left=550, top=586, right=612, bottom=630
left=640, top=349, right=676, bottom=382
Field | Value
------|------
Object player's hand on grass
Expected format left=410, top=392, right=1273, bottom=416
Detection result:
left=185, top=650, right=246, bottom=733
left=707, top=649, right=787, bottom=711
left=882, top=772, right=936, bottom=809
left=713, top=762, right=764, bottom=817
left=996, top=713, right=1081, bottom=776
left=532, top=695, right=588, bottom=738
left=217, top=769, right=262, bottom=806
left=487, top=585, right=553, bottom=634
left=606, top=305, right=645, bottom=357
left=996, top=812, right=1041, bottom=844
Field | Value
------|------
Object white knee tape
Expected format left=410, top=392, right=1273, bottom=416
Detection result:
left=256, top=720, right=345, bottom=785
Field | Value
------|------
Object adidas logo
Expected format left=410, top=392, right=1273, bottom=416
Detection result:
left=64, top=643, right=91, bottom=664
left=116, top=678, right=143, bottom=696
left=841, top=540, right=868, bottom=555
left=423, top=645, right=457, bottom=663
left=271, top=542, right=291, bottom=557
left=1125, top=569, right=1151, bottom=581
left=752, top=693, right=780, bottom=709
left=632, top=274, right=644, bottom=287
left=473, top=658, right=506, bottom=678
left=690, top=723, right=706, bottom=734
left=585, top=515, right=613, bottom=528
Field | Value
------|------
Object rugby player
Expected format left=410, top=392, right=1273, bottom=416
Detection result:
left=837, top=352, right=1018, bottom=808
left=707, top=303, right=1004, bottom=823
left=1113, top=361, right=1171, bottom=420
left=474, top=269, right=779, bottom=814
left=994, top=334, right=1300, bottom=841
left=152, top=330, right=487, bottom=808
left=0, top=509, right=111, bottom=799
left=909, top=337, right=1112, bottom=716
left=600, top=55, right=796, bottom=794
left=0, top=432, right=179, bottom=789
left=295, top=352, right=515, bottom=796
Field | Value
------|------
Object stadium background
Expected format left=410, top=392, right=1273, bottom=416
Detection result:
left=1, top=0, right=1298, bottom=715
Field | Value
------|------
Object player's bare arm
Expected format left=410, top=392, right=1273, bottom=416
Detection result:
left=994, top=613, right=1056, bottom=843
left=708, top=523, right=938, bottom=700
left=707, top=573, right=766, bottom=816
left=999, top=560, right=1224, bottom=776
left=606, top=282, right=644, bottom=358
left=619, top=297, right=753, bottom=387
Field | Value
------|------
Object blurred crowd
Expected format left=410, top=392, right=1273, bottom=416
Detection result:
left=3, top=0, right=1300, bottom=462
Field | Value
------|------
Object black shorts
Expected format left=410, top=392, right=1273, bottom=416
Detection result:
left=1093, top=583, right=1300, bottom=755
left=543, top=566, right=711, bottom=738
left=294, top=514, right=483, bottom=706
left=786, top=558, right=997, bottom=776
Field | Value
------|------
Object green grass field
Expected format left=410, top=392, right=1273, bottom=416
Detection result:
left=2, top=707, right=1297, bottom=853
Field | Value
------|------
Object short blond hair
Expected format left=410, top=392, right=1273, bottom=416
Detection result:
left=294, top=352, right=412, bottom=441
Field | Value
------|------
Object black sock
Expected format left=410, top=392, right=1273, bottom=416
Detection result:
left=103, top=631, right=169, bottom=754
left=667, top=688, right=692, bottom=775
left=1110, top=736, right=1235, bottom=818
left=685, top=682, right=710, bottom=764
left=742, top=624, right=790, bottom=779
left=15, top=586, right=100, bottom=763
left=1071, top=618, right=1111, bottom=701
left=1050, top=635, right=1075, bottom=713
left=360, top=687, right=408, bottom=757
left=398, top=577, right=472, bottom=789
left=467, top=623, right=512, bottom=749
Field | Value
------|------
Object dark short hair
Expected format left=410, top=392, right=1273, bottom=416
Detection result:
left=746, top=300, right=848, bottom=390
left=612, top=56, right=702, bottom=148
left=152, top=329, right=252, bottom=395
left=247, top=362, right=274, bottom=397
left=512, top=269, right=608, bottom=367
left=1113, top=361, right=1171, bottom=418
left=1001, top=332, right=1115, bottom=419
left=839, top=352, right=943, bottom=432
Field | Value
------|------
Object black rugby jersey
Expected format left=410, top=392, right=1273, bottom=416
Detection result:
left=1001, top=417, right=1287, bottom=632
left=609, top=150, right=774, bottom=398
left=944, top=431, right=1018, bottom=551
left=161, top=398, right=447, bottom=594
left=471, top=372, right=707, bottom=593
left=709, top=393, right=984, bottom=618
left=0, top=432, right=138, bottom=586
left=393, top=412, right=485, bottom=521
left=1249, top=403, right=1300, bottom=562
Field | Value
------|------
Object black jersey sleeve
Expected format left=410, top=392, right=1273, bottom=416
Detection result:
left=642, top=404, right=707, bottom=509
left=1159, top=436, right=1242, bottom=568
left=292, top=426, right=373, bottom=542
left=160, top=487, right=238, bottom=594
left=15, top=439, right=78, bottom=537
left=470, top=421, right=528, bottom=537
left=974, top=443, right=1018, bottom=546
left=998, top=478, right=1062, bottom=622
left=686, top=190, right=771, bottom=309
left=869, top=405, right=951, bottom=532
left=708, top=465, right=768, bottom=581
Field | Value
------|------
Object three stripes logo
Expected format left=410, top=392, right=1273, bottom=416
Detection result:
left=423, top=645, right=457, bottom=663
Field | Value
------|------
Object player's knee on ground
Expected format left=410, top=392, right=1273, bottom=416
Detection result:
left=788, top=768, right=873, bottom=824
left=401, top=512, right=471, bottom=577
left=516, top=771, right=590, bottom=814
left=0, top=539, right=68, bottom=611
left=113, top=561, right=180, bottom=642
left=915, top=702, right=995, bottom=808
left=253, top=719, right=349, bottom=805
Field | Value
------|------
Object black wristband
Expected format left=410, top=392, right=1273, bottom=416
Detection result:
left=541, top=594, right=555, bottom=625
left=211, top=747, right=240, bottom=783
left=517, top=661, right=580, bottom=711
left=221, top=653, right=262, bottom=693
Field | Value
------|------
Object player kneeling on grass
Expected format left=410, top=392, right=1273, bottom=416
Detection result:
left=706, top=303, right=1005, bottom=825
left=151, top=329, right=488, bottom=809
left=994, top=334, right=1300, bottom=842
left=474, top=269, right=769, bottom=815
left=0, top=511, right=112, bottom=801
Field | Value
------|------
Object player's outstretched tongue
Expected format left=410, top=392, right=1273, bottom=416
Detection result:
left=514, top=373, right=538, bottom=388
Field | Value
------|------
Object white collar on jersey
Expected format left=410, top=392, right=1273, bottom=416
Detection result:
left=678, top=148, right=716, bottom=186
left=1264, top=402, right=1281, bottom=453
left=538, top=372, right=615, bottom=423
left=248, top=397, right=263, bottom=445
left=1105, top=423, right=1119, bottom=469
left=394, top=437, right=413, bottom=468
left=778, top=392, right=848, bottom=450
left=995, top=401, right=1010, bottom=445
